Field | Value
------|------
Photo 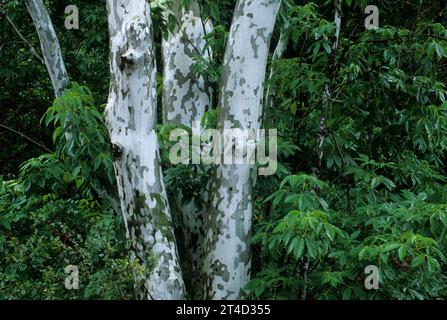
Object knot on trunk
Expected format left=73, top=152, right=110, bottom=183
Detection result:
left=111, top=142, right=124, bottom=161
left=120, top=49, right=138, bottom=68
left=119, top=17, right=152, bottom=70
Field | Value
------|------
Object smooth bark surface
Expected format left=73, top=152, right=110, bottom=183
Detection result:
left=161, top=0, right=212, bottom=298
left=162, top=1, right=213, bottom=126
left=105, top=0, right=185, bottom=300
left=204, top=0, right=281, bottom=300
left=25, top=0, right=69, bottom=97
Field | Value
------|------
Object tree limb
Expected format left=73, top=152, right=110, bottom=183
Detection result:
left=3, top=12, right=45, bottom=64
left=0, top=124, right=52, bottom=153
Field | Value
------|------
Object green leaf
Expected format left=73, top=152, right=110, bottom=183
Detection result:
left=426, top=256, right=440, bottom=273
left=351, top=230, right=361, bottom=240
left=312, top=42, right=321, bottom=55
left=0, top=216, right=11, bottom=231
left=52, top=127, right=62, bottom=144
left=325, top=226, right=335, bottom=241
left=383, top=243, right=400, bottom=253
left=323, top=41, right=331, bottom=54
left=305, top=238, right=317, bottom=258
left=293, top=238, right=305, bottom=259
left=245, top=279, right=265, bottom=297
left=342, top=288, right=352, bottom=300
left=398, top=245, right=407, bottom=261
left=411, top=255, right=425, bottom=268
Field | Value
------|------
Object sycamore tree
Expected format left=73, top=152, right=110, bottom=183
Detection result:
left=203, top=0, right=281, bottom=299
left=161, top=0, right=212, bottom=298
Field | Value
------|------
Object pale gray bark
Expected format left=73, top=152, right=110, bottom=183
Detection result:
left=162, top=1, right=213, bottom=126
left=162, top=0, right=213, bottom=299
left=105, top=0, right=185, bottom=300
left=25, top=0, right=69, bottom=97
left=204, top=0, right=281, bottom=300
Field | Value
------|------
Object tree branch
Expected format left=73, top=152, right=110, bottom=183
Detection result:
left=3, top=11, right=45, bottom=64
left=0, top=124, right=52, bottom=153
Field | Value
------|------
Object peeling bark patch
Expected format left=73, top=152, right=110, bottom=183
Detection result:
left=162, top=3, right=213, bottom=127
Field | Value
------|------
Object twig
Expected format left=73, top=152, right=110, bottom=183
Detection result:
left=0, top=124, right=52, bottom=153
left=196, top=0, right=212, bottom=60
left=301, top=255, right=310, bottom=300
left=4, top=12, right=45, bottom=64
left=315, top=0, right=342, bottom=171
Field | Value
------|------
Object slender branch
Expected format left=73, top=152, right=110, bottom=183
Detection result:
left=264, top=28, right=289, bottom=117
left=301, top=255, right=310, bottom=300
left=0, top=124, right=52, bottom=153
left=196, top=0, right=212, bottom=60
left=170, top=3, right=207, bottom=62
left=347, top=34, right=447, bottom=48
left=3, top=12, right=45, bottom=64
left=1, top=122, right=121, bottom=215
left=332, top=68, right=377, bottom=94
left=315, top=0, right=342, bottom=171
left=326, top=105, right=360, bottom=132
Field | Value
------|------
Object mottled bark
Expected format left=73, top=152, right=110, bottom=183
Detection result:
left=105, top=0, right=185, bottom=300
left=309, top=2, right=342, bottom=300
left=25, top=0, right=69, bottom=97
left=204, top=0, right=281, bottom=300
left=162, top=1, right=213, bottom=125
left=162, top=0, right=213, bottom=299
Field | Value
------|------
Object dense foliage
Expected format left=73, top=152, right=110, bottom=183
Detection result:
left=243, top=1, right=447, bottom=299
left=1, top=0, right=446, bottom=299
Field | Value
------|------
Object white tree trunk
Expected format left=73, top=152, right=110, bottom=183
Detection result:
left=25, top=0, right=69, bottom=97
left=162, top=0, right=213, bottom=298
left=105, top=0, right=185, bottom=300
left=204, top=0, right=281, bottom=300
left=162, top=1, right=213, bottom=125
